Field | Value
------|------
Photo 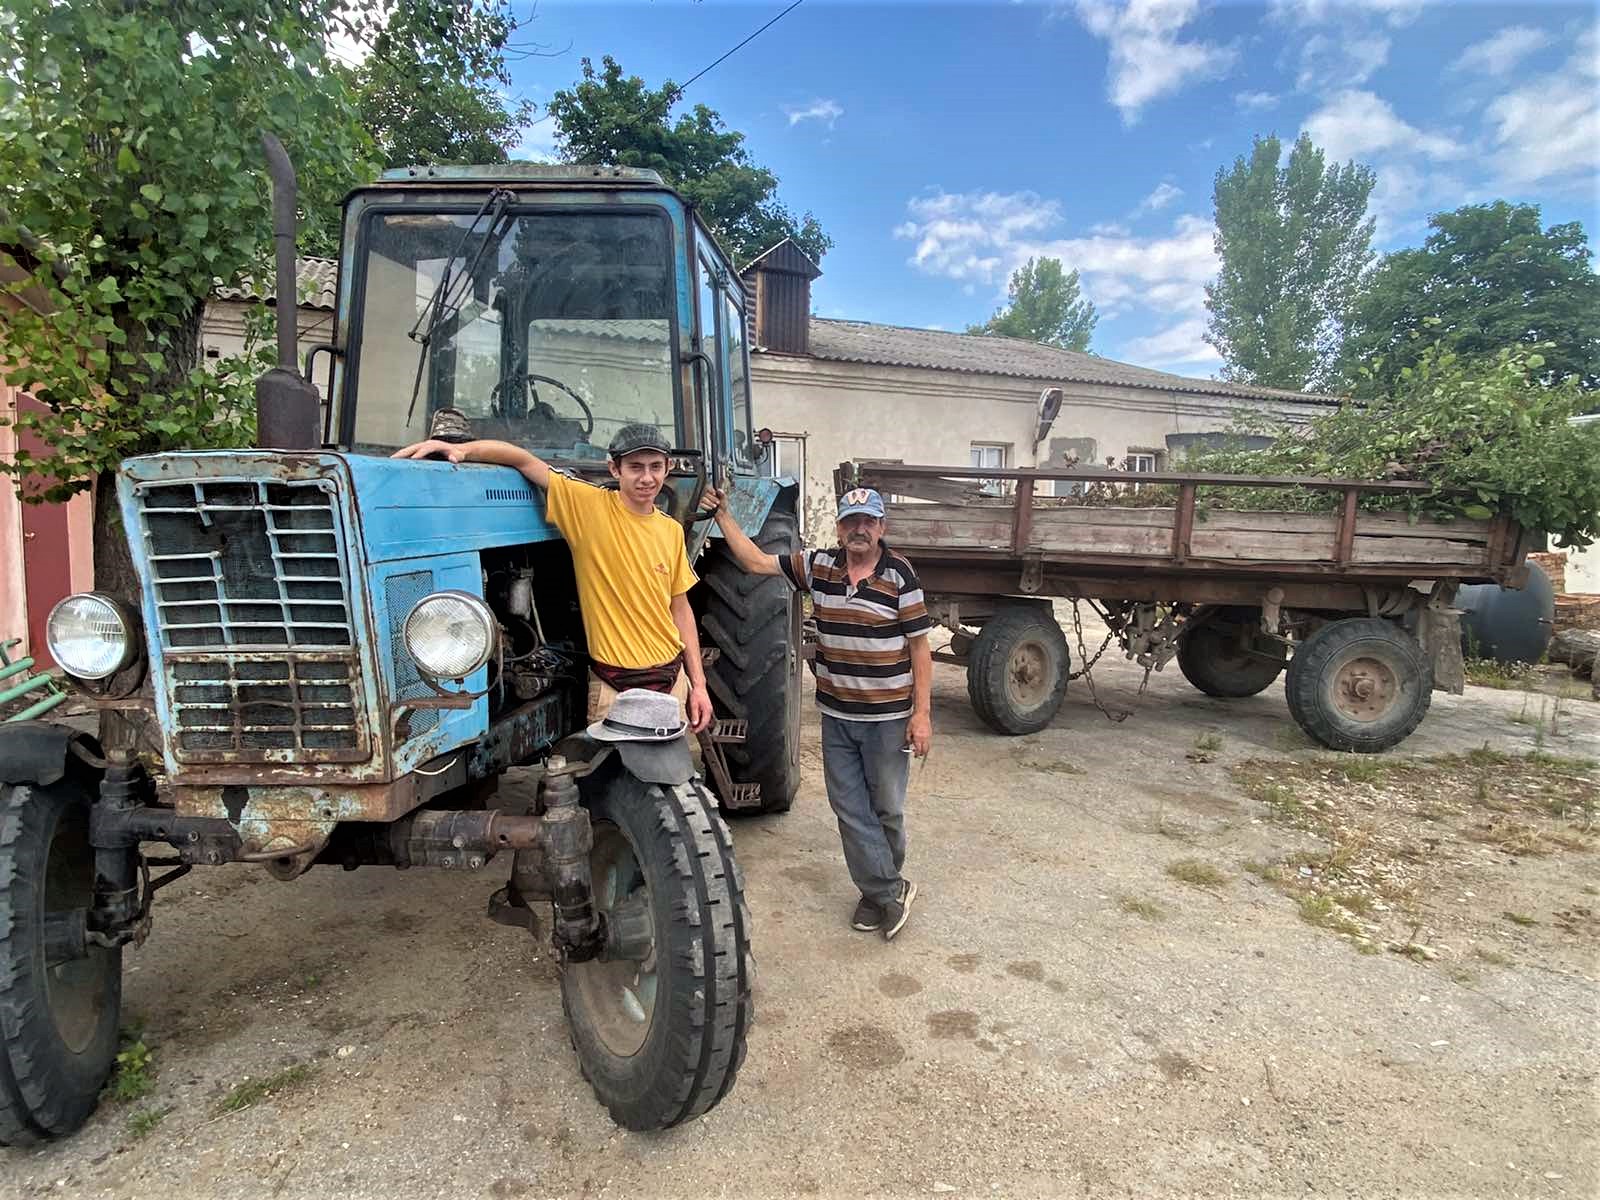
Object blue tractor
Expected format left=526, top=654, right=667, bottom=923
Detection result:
left=0, top=154, right=804, bottom=1139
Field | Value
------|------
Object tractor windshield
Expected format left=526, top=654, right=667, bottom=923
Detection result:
left=346, top=207, right=678, bottom=460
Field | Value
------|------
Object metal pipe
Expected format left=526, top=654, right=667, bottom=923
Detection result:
left=260, top=132, right=299, bottom=372
left=253, top=132, right=324, bottom=450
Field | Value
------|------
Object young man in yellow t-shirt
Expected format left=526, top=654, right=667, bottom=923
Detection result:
left=392, top=423, right=713, bottom=732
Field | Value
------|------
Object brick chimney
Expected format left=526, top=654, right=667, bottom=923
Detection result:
left=739, top=238, right=821, bottom=356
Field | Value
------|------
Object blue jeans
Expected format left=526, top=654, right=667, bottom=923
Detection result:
left=820, top=714, right=910, bottom=907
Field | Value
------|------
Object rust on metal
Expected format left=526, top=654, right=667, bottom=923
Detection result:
left=1171, top=483, right=1196, bottom=564
left=1011, top=476, right=1035, bottom=553
left=1334, top=488, right=1358, bottom=566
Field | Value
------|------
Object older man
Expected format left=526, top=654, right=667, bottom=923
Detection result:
left=707, top=485, right=932, bottom=941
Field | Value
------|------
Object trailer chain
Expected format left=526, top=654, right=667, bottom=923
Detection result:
left=1069, top=600, right=1154, bottom=724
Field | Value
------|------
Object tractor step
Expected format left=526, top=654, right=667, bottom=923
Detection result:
left=720, top=782, right=763, bottom=809
left=706, top=718, right=747, bottom=744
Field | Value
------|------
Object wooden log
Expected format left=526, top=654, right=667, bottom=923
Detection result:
left=1549, top=629, right=1600, bottom=677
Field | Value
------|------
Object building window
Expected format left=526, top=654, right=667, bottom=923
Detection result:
left=970, top=442, right=1009, bottom=496
left=1126, top=452, right=1159, bottom=473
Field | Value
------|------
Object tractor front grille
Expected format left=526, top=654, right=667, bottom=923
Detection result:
left=133, top=477, right=368, bottom=763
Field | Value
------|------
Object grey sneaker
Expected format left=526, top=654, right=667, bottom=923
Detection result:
left=881, top=879, right=917, bottom=941
left=850, top=897, right=883, bottom=932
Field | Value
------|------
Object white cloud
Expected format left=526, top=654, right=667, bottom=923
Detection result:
left=1451, top=26, right=1552, bottom=77
left=1090, top=221, right=1132, bottom=237
left=784, top=99, right=844, bottom=129
left=1295, top=31, right=1391, bottom=90
left=895, top=190, right=1062, bottom=282
left=1074, top=0, right=1238, bottom=123
left=895, top=191, right=1218, bottom=325
left=1302, top=90, right=1463, bottom=163
left=1268, top=0, right=1425, bottom=29
left=1122, top=317, right=1222, bottom=368
left=1135, top=182, right=1184, bottom=214
left=1235, top=90, right=1280, bottom=112
left=509, top=119, right=560, bottom=164
left=1484, top=30, right=1600, bottom=188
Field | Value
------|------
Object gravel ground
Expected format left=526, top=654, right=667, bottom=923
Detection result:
left=4, top=644, right=1597, bottom=1200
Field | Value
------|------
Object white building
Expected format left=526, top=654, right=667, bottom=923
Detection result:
left=739, top=240, right=1333, bottom=533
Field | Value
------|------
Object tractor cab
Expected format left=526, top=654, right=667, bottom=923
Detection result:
left=329, top=165, right=759, bottom=511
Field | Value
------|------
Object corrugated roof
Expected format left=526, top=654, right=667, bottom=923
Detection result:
left=212, top=257, right=337, bottom=311
left=787, top=318, right=1336, bottom=405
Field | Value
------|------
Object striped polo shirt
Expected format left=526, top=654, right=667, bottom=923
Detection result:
left=779, top=545, right=932, bottom=721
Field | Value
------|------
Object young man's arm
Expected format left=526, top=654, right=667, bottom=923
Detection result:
left=669, top=593, right=714, bottom=733
left=392, top=438, right=551, bottom=491
left=704, top=489, right=783, bottom=576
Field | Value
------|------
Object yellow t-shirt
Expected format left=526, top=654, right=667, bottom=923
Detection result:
left=543, top=471, right=697, bottom=669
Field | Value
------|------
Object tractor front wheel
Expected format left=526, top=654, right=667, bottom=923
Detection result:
left=0, top=780, right=123, bottom=1146
left=562, top=772, right=752, bottom=1130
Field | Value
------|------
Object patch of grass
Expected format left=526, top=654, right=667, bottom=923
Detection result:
left=1165, top=858, right=1228, bottom=889
left=1187, top=732, right=1224, bottom=763
left=108, top=1037, right=154, bottom=1104
left=1466, top=821, right=1551, bottom=857
left=125, top=1107, right=169, bottom=1141
left=1526, top=750, right=1597, bottom=772
left=1502, top=911, right=1538, bottom=928
left=299, top=973, right=321, bottom=991
left=1465, top=743, right=1516, bottom=768
left=1583, top=884, right=1600, bottom=897
left=1327, top=755, right=1388, bottom=785
left=1241, top=858, right=1282, bottom=881
left=216, top=1064, right=316, bottom=1114
left=1474, top=946, right=1513, bottom=966
left=1354, top=939, right=1382, bottom=955
left=1297, top=894, right=1365, bottom=937
left=1463, top=658, right=1536, bottom=689
left=1332, top=890, right=1375, bottom=917
left=1117, top=894, right=1166, bottom=921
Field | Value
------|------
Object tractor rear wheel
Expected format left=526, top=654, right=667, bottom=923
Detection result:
left=701, top=508, right=803, bottom=814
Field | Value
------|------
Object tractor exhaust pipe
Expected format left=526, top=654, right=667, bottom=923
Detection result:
left=254, top=132, right=322, bottom=450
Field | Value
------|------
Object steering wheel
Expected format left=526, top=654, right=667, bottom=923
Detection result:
left=521, top=372, right=594, bottom=440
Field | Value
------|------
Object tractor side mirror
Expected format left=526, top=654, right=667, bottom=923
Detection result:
left=751, top=427, right=774, bottom=464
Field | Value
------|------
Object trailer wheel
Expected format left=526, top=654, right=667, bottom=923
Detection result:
left=563, top=772, right=752, bottom=1130
left=0, top=780, right=123, bottom=1146
left=1285, top=618, right=1433, bottom=753
left=967, top=606, right=1070, bottom=735
left=701, top=509, right=803, bottom=814
left=1178, top=609, right=1287, bottom=698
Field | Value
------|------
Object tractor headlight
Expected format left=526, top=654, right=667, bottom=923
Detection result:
left=403, top=591, right=497, bottom=680
left=46, top=593, right=138, bottom=680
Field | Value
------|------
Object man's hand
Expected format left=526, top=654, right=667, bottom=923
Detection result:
left=906, top=711, right=932, bottom=758
left=393, top=439, right=466, bottom=463
left=688, top=681, right=714, bottom=733
left=700, top=486, right=727, bottom=521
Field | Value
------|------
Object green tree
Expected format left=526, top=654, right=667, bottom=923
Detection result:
left=346, top=0, right=535, bottom=168
left=0, top=1, right=372, bottom=622
left=967, top=257, right=1098, bottom=351
left=1337, top=202, right=1600, bottom=394
left=1204, top=133, right=1376, bottom=392
left=545, top=56, right=831, bottom=266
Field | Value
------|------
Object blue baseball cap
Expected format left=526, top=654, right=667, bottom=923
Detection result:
left=837, top=487, right=886, bottom=520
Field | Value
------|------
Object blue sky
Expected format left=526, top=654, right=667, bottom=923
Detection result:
left=504, top=1, right=1599, bottom=376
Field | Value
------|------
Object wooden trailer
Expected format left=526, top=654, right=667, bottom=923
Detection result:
left=835, top=461, right=1533, bottom=753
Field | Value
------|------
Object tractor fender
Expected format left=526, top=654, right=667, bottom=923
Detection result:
left=0, top=720, right=104, bottom=788
left=615, top=738, right=695, bottom=787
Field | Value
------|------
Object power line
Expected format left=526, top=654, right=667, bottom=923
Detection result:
left=524, top=0, right=806, bottom=136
